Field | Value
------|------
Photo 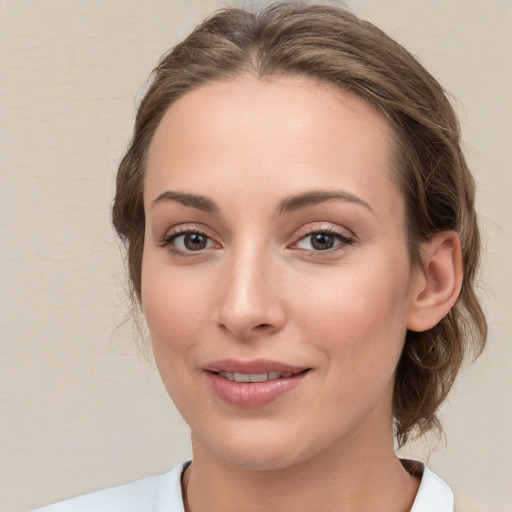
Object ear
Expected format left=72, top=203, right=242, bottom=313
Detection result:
left=407, top=231, right=463, bottom=332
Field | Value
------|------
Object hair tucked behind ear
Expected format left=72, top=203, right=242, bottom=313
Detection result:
left=112, top=1, right=487, bottom=446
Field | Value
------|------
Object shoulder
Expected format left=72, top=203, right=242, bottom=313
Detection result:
left=406, top=460, right=454, bottom=512
left=31, top=462, right=188, bottom=512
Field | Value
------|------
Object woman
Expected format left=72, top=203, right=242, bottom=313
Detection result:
left=34, top=2, right=486, bottom=511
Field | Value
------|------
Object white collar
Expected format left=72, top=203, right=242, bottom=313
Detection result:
left=33, top=459, right=454, bottom=511
left=407, top=461, right=454, bottom=512
left=163, top=460, right=454, bottom=512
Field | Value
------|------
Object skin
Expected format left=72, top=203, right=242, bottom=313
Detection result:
left=141, top=75, right=461, bottom=512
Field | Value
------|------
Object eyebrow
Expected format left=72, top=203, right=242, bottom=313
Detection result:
left=151, top=189, right=373, bottom=216
left=276, top=190, right=374, bottom=215
left=151, top=191, right=220, bottom=214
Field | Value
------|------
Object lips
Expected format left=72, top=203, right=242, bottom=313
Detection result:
left=202, top=359, right=311, bottom=408
left=218, top=371, right=297, bottom=382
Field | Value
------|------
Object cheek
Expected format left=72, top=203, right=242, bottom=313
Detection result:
left=141, top=260, right=202, bottom=354
left=140, top=263, right=205, bottom=409
left=294, top=257, right=412, bottom=367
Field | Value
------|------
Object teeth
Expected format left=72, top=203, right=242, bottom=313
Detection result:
left=219, top=371, right=295, bottom=382
left=248, top=373, right=268, bottom=383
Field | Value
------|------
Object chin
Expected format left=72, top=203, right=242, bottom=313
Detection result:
left=192, top=423, right=323, bottom=472
left=217, top=446, right=305, bottom=472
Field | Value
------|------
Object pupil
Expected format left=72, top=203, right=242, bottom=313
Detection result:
left=185, top=233, right=207, bottom=250
left=312, top=233, right=334, bottom=250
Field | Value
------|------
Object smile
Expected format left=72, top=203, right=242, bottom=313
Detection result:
left=217, top=371, right=297, bottom=383
left=203, top=360, right=311, bottom=408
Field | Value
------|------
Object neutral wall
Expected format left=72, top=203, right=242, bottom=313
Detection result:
left=1, top=1, right=510, bottom=511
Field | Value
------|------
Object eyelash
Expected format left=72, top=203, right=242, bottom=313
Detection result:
left=291, top=228, right=355, bottom=253
left=160, top=227, right=218, bottom=256
left=160, top=227, right=354, bottom=256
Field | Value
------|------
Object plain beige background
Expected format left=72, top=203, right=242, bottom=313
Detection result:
left=1, top=1, right=511, bottom=511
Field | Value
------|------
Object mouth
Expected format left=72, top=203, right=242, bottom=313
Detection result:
left=202, top=359, right=311, bottom=408
left=203, top=358, right=309, bottom=374
left=214, top=370, right=308, bottom=383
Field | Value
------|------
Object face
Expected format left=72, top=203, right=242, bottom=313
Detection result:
left=141, top=75, right=421, bottom=471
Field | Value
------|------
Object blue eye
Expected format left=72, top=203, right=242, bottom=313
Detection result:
left=165, top=231, right=216, bottom=252
left=295, top=231, right=353, bottom=251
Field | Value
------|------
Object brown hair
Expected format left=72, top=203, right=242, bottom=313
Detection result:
left=112, top=2, right=487, bottom=446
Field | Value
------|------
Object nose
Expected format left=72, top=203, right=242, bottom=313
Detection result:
left=214, top=246, right=287, bottom=340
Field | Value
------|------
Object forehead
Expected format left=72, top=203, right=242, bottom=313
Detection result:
left=144, top=75, right=402, bottom=221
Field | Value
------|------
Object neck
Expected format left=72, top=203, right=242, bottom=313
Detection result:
left=183, top=425, right=420, bottom=512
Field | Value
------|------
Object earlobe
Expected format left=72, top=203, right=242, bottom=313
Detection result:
left=407, top=231, right=463, bottom=332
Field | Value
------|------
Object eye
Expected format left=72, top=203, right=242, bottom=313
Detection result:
left=163, top=230, right=218, bottom=253
left=294, top=230, right=353, bottom=252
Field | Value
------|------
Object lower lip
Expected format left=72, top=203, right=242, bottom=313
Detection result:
left=204, top=371, right=309, bottom=408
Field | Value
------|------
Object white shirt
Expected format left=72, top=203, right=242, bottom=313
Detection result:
left=32, top=460, right=454, bottom=512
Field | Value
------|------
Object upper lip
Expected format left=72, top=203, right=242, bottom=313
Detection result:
left=203, top=358, right=309, bottom=374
